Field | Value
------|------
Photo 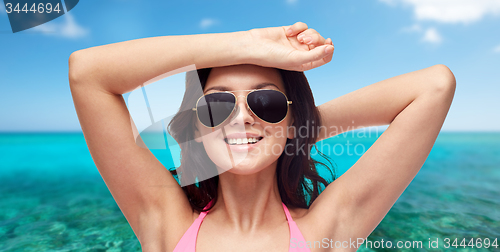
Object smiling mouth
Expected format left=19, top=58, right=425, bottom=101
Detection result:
left=224, top=137, right=264, bottom=145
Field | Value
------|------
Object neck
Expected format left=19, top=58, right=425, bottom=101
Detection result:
left=212, top=160, right=285, bottom=233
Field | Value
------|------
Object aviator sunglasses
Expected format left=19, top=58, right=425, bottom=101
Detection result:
left=192, top=89, right=292, bottom=128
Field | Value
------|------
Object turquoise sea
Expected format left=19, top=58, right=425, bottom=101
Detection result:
left=0, top=132, right=499, bottom=251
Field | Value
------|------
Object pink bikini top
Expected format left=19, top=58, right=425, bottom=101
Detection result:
left=173, top=200, right=311, bottom=252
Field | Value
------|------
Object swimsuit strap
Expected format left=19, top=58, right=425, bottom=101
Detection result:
left=282, top=202, right=294, bottom=222
left=199, top=199, right=214, bottom=218
left=173, top=200, right=311, bottom=252
left=282, top=203, right=311, bottom=252
left=172, top=199, right=215, bottom=252
left=204, top=199, right=215, bottom=210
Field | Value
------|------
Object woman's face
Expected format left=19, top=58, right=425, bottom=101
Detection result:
left=194, top=64, right=294, bottom=175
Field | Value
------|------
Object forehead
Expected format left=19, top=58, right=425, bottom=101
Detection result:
left=204, top=64, right=284, bottom=93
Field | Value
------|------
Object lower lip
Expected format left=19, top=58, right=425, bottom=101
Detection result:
left=224, top=138, right=263, bottom=152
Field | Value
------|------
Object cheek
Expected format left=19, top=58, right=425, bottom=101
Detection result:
left=195, top=121, right=218, bottom=141
left=262, top=122, right=290, bottom=154
left=199, top=131, right=234, bottom=171
left=268, top=116, right=293, bottom=140
left=197, top=125, right=245, bottom=171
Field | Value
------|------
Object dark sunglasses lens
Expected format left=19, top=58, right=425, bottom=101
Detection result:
left=248, top=90, right=288, bottom=123
left=196, top=93, right=236, bottom=127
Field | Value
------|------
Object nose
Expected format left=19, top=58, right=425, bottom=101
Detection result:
left=228, top=95, right=255, bottom=126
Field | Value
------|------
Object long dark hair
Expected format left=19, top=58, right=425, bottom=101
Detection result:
left=168, top=67, right=335, bottom=212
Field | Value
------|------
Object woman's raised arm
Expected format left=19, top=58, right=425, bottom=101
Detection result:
left=68, top=22, right=333, bottom=249
left=69, top=32, right=249, bottom=94
left=307, top=64, right=456, bottom=242
left=69, top=22, right=333, bottom=95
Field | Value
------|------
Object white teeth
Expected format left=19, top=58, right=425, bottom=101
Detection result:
left=226, top=137, right=261, bottom=145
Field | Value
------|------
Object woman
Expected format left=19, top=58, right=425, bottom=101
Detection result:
left=69, top=22, right=455, bottom=251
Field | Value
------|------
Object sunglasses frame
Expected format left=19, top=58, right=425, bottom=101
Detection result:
left=192, top=89, right=293, bottom=128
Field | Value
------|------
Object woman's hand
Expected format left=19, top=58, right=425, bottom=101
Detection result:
left=246, top=22, right=334, bottom=71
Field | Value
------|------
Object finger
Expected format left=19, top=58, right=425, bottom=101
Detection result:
left=308, top=45, right=334, bottom=70
left=325, top=39, right=334, bottom=61
left=291, top=44, right=334, bottom=70
left=302, top=34, right=323, bottom=45
left=304, top=33, right=325, bottom=51
left=308, top=42, right=334, bottom=69
left=297, top=29, right=326, bottom=45
left=298, top=32, right=327, bottom=53
left=284, top=22, right=308, bottom=36
left=301, top=57, right=331, bottom=71
left=319, top=38, right=333, bottom=50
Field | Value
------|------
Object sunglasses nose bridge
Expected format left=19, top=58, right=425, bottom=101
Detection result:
left=235, top=94, right=250, bottom=111
left=229, top=94, right=254, bottom=124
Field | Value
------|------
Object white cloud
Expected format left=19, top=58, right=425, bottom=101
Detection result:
left=199, top=18, right=218, bottom=29
left=32, top=12, right=89, bottom=39
left=386, top=1, right=500, bottom=45
left=402, top=25, right=442, bottom=44
left=494, top=44, right=500, bottom=53
left=421, top=27, right=442, bottom=44
left=380, top=0, right=500, bottom=24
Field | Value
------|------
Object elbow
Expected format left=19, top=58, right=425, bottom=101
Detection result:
left=68, top=50, right=84, bottom=86
left=430, top=64, right=456, bottom=97
left=68, top=49, right=94, bottom=86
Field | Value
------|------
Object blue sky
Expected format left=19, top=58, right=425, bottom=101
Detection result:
left=1, top=0, right=499, bottom=132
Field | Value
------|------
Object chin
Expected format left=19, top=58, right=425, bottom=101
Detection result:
left=212, top=155, right=261, bottom=175
left=223, top=163, right=263, bottom=175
